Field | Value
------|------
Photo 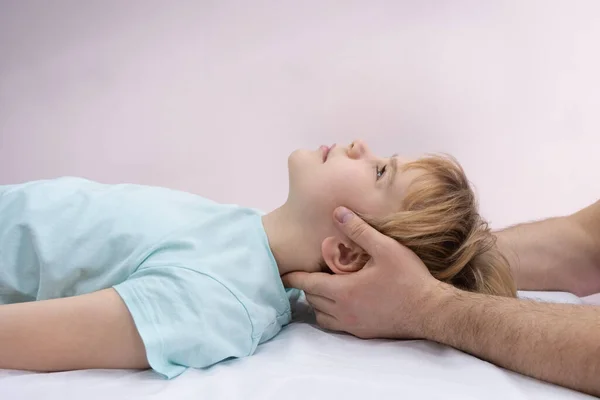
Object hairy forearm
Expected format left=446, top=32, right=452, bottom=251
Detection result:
left=423, top=285, right=600, bottom=396
left=495, top=200, right=600, bottom=296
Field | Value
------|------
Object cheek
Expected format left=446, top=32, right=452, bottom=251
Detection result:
left=327, top=169, right=379, bottom=213
left=289, top=157, right=380, bottom=213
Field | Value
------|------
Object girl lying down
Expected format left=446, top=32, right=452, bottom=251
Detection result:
left=0, top=140, right=515, bottom=378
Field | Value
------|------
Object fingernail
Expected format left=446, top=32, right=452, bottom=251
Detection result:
left=335, top=207, right=353, bottom=223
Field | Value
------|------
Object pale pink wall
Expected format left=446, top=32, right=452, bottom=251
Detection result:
left=1, top=1, right=599, bottom=227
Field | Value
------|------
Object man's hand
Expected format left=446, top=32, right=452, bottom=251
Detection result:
left=285, top=205, right=600, bottom=396
left=283, top=206, right=441, bottom=339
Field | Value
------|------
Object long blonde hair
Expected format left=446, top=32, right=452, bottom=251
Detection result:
left=360, top=155, right=516, bottom=297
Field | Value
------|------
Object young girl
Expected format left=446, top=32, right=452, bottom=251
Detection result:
left=0, top=140, right=515, bottom=378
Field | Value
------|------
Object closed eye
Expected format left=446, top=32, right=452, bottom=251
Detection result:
left=376, top=165, right=387, bottom=180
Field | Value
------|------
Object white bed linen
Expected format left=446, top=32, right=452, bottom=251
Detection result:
left=0, top=291, right=595, bottom=400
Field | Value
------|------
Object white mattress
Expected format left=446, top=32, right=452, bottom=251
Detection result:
left=1, top=291, right=596, bottom=400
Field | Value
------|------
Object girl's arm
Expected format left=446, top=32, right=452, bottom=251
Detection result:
left=0, top=289, right=149, bottom=372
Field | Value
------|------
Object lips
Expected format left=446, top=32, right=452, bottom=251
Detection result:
left=321, top=144, right=335, bottom=162
left=320, top=146, right=329, bottom=162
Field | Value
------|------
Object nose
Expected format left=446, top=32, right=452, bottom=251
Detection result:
left=347, top=139, right=369, bottom=160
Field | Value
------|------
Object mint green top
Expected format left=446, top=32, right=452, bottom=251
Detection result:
left=0, top=178, right=297, bottom=378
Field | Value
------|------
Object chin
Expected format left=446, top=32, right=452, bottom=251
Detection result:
left=286, top=149, right=330, bottom=203
left=288, top=149, right=318, bottom=178
left=288, top=148, right=315, bottom=164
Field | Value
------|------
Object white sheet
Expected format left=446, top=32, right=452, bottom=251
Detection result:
left=1, top=291, right=595, bottom=400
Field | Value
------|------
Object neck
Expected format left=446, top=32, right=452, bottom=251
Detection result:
left=261, top=203, right=319, bottom=276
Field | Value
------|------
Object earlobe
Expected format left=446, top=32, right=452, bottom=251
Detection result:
left=321, top=236, right=365, bottom=275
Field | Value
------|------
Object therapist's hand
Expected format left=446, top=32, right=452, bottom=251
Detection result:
left=283, top=207, right=443, bottom=339
left=285, top=206, right=600, bottom=397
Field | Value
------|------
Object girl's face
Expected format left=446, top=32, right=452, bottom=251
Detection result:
left=285, top=140, right=420, bottom=248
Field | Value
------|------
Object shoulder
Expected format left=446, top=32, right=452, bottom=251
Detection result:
left=113, top=267, right=256, bottom=377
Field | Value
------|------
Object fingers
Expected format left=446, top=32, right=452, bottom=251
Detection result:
left=305, top=293, right=335, bottom=314
left=314, top=310, right=340, bottom=332
left=282, top=271, right=340, bottom=298
left=333, top=207, right=391, bottom=256
left=281, top=271, right=303, bottom=289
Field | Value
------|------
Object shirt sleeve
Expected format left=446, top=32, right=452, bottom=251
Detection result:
left=113, top=266, right=255, bottom=379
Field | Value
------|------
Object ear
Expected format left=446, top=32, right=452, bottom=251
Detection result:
left=321, top=236, right=365, bottom=275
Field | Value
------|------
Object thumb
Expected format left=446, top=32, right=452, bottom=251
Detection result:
left=333, top=207, right=389, bottom=257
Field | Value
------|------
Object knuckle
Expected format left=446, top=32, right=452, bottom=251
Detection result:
left=316, top=314, right=331, bottom=330
left=349, top=221, right=367, bottom=239
left=315, top=313, right=323, bottom=324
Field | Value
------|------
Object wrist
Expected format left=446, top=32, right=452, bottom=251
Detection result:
left=416, top=281, right=462, bottom=342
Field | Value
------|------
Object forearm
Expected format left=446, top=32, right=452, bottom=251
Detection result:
left=0, top=289, right=148, bottom=372
left=423, top=284, right=600, bottom=396
left=495, top=200, right=600, bottom=296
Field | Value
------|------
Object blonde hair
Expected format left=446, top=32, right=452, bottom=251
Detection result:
left=359, top=155, right=516, bottom=297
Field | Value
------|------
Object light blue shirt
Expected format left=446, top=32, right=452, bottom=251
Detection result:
left=0, top=177, right=297, bottom=378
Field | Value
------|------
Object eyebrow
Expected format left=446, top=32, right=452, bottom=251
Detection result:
left=387, top=154, right=398, bottom=189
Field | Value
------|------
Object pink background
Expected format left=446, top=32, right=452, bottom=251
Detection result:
left=1, top=1, right=599, bottom=301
